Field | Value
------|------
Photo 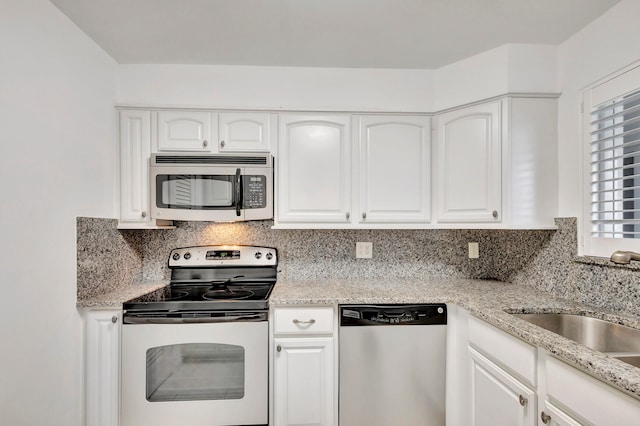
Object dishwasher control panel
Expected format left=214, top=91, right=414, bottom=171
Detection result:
left=340, top=304, right=447, bottom=326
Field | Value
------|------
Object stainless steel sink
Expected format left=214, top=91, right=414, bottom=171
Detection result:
left=615, top=355, right=640, bottom=368
left=512, top=313, right=640, bottom=366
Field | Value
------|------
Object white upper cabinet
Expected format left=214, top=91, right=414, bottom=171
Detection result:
left=357, top=115, right=431, bottom=224
left=277, top=114, right=351, bottom=224
left=435, top=100, right=502, bottom=223
left=435, top=96, right=558, bottom=228
left=156, top=111, right=215, bottom=152
left=119, top=110, right=173, bottom=229
left=275, top=113, right=431, bottom=228
left=219, top=112, right=275, bottom=152
left=120, top=110, right=152, bottom=225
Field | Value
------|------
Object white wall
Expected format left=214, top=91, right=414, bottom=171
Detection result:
left=116, top=64, right=435, bottom=112
left=116, top=44, right=558, bottom=114
left=557, top=0, right=640, bottom=219
left=433, top=44, right=558, bottom=111
left=0, top=1, right=117, bottom=424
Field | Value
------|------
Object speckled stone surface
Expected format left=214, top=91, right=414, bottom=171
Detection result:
left=77, top=281, right=169, bottom=308
left=511, top=218, right=640, bottom=317
left=76, top=217, right=144, bottom=301
left=75, top=216, right=640, bottom=399
left=139, top=220, right=555, bottom=281
left=270, top=277, right=640, bottom=401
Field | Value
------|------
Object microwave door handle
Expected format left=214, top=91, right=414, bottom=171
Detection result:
left=235, top=168, right=242, bottom=216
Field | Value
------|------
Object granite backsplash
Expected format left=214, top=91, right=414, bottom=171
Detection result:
left=76, top=217, right=640, bottom=316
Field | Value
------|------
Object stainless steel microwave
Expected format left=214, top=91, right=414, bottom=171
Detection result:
left=150, top=154, right=273, bottom=222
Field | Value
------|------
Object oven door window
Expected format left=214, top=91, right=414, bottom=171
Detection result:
left=156, top=175, right=236, bottom=210
left=146, top=343, right=244, bottom=401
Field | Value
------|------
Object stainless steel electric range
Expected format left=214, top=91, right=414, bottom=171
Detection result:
left=121, top=245, right=276, bottom=426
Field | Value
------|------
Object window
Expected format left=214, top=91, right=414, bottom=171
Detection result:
left=583, top=64, right=640, bottom=256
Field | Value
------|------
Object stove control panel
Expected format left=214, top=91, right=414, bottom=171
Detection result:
left=168, top=245, right=277, bottom=268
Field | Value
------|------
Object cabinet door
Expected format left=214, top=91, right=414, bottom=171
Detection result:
left=436, top=101, right=501, bottom=223
left=219, top=112, right=274, bottom=152
left=156, top=111, right=215, bottom=152
left=85, top=310, right=120, bottom=426
left=273, top=338, right=335, bottom=426
left=540, top=401, right=583, bottom=426
left=357, top=115, right=431, bottom=223
left=277, top=114, right=351, bottom=223
left=469, top=347, right=536, bottom=426
left=120, top=110, right=152, bottom=225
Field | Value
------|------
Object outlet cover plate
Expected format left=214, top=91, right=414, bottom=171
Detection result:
left=468, top=242, right=479, bottom=259
left=356, top=242, right=373, bottom=259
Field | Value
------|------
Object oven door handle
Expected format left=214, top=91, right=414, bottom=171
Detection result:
left=235, top=167, right=242, bottom=217
left=124, top=313, right=267, bottom=324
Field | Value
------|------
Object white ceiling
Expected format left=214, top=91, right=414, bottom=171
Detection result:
left=50, top=0, right=620, bottom=69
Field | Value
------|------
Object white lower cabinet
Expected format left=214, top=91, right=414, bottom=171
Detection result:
left=273, top=338, right=334, bottom=426
left=539, top=401, right=582, bottom=426
left=271, top=306, right=337, bottom=426
left=465, top=314, right=640, bottom=426
left=542, top=352, right=640, bottom=426
left=469, top=347, right=536, bottom=426
left=84, top=309, right=120, bottom=426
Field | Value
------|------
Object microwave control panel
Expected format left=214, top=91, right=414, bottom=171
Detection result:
left=244, top=175, right=267, bottom=209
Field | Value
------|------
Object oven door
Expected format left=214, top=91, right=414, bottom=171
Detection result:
left=121, top=320, right=268, bottom=426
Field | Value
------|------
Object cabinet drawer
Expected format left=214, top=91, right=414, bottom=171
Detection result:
left=469, top=316, right=536, bottom=386
left=545, top=355, right=640, bottom=425
left=274, top=307, right=334, bottom=335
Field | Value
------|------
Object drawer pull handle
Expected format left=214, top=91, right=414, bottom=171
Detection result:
left=519, top=395, right=527, bottom=406
left=292, top=319, right=316, bottom=325
left=541, top=412, right=551, bottom=424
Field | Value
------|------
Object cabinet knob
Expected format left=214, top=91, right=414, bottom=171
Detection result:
left=540, top=412, right=551, bottom=424
left=220, top=140, right=225, bottom=148
left=362, top=212, right=366, bottom=220
left=518, top=395, right=527, bottom=406
left=203, top=139, right=208, bottom=148
left=276, top=345, right=281, bottom=352
left=111, top=315, right=118, bottom=324
left=346, top=212, right=350, bottom=220
left=141, top=211, right=147, bottom=218
left=492, top=210, right=498, bottom=219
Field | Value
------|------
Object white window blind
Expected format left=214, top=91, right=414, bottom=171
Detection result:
left=590, top=87, right=640, bottom=238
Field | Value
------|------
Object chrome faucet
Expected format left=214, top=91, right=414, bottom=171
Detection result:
left=610, top=250, right=640, bottom=264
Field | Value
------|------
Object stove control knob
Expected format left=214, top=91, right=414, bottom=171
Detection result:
left=266, top=252, right=273, bottom=260
left=172, top=252, right=180, bottom=261
left=255, top=252, right=262, bottom=259
left=184, top=252, right=191, bottom=260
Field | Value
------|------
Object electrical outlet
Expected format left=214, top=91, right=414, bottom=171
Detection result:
left=468, top=242, right=479, bottom=259
left=356, top=242, right=373, bottom=259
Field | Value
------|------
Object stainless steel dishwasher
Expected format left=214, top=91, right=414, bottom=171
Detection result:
left=339, top=304, right=447, bottom=426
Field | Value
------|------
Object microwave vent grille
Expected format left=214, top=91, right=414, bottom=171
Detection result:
left=154, top=155, right=269, bottom=166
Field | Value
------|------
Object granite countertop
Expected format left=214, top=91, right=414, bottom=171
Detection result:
left=76, top=280, right=169, bottom=308
left=76, top=276, right=640, bottom=401
left=271, top=277, right=640, bottom=401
